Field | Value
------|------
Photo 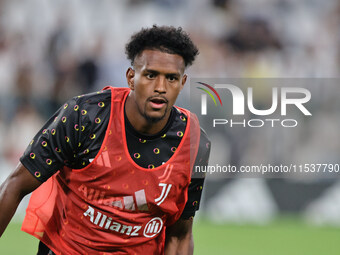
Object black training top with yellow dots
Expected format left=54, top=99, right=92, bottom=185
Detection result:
left=20, top=89, right=211, bottom=219
left=125, top=107, right=188, bottom=169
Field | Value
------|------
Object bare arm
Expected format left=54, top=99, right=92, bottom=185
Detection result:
left=164, top=218, right=194, bottom=255
left=0, top=162, right=41, bottom=237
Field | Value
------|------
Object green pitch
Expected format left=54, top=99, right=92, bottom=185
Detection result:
left=193, top=217, right=340, bottom=255
left=1, top=217, right=339, bottom=255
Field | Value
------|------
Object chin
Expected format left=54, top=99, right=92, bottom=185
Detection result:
left=144, top=112, right=167, bottom=123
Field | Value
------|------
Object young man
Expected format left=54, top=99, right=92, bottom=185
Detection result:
left=0, top=25, right=210, bottom=255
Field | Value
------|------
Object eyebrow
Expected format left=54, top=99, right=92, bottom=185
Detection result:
left=144, top=69, right=181, bottom=77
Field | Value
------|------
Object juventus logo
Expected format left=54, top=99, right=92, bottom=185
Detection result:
left=155, top=183, right=172, bottom=206
left=79, top=182, right=172, bottom=211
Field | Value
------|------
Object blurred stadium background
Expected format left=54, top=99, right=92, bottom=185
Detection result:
left=0, top=0, right=340, bottom=254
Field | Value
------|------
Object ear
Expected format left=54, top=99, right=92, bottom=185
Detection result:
left=180, top=74, right=187, bottom=90
left=126, top=67, right=135, bottom=90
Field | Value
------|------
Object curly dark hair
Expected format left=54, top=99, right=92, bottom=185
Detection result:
left=125, top=25, right=199, bottom=67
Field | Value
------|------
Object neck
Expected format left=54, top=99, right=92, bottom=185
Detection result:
left=125, top=94, right=171, bottom=135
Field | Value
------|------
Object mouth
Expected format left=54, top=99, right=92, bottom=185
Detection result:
left=148, top=97, right=168, bottom=109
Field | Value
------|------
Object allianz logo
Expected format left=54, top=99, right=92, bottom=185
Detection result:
left=83, top=205, right=163, bottom=238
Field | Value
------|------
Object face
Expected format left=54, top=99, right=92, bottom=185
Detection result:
left=126, top=49, right=187, bottom=124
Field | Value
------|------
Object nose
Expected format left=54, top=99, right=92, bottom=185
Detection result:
left=154, top=76, right=166, bottom=94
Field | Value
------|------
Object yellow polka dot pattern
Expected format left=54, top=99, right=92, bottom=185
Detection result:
left=128, top=110, right=188, bottom=169
left=22, top=91, right=110, bottom=180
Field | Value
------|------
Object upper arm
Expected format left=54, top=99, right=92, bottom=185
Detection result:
left=2, top=162, right=42, bottom=198
left=19, top=97, right=81, bottom=182
left=164, top=128, right=210, bottom=254
left=20, top=91, right=111, bottom=182
left=180, top=128, right=211, bottom=220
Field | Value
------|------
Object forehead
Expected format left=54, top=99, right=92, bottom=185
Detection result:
left=134, top=49, right=185, bottom=74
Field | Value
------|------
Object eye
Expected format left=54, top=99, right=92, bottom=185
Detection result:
left=146, top=73, right=155, bottom=79
left=167, top=75, right=178, bottom=82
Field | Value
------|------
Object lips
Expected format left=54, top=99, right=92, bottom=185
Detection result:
left=148, top=96, right=168, bottom=109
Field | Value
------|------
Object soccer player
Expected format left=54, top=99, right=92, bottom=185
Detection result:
left=0, top=25, right=210, bottom=255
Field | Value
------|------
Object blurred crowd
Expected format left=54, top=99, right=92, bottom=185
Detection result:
left=1, top=0, right=340, bottom=189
